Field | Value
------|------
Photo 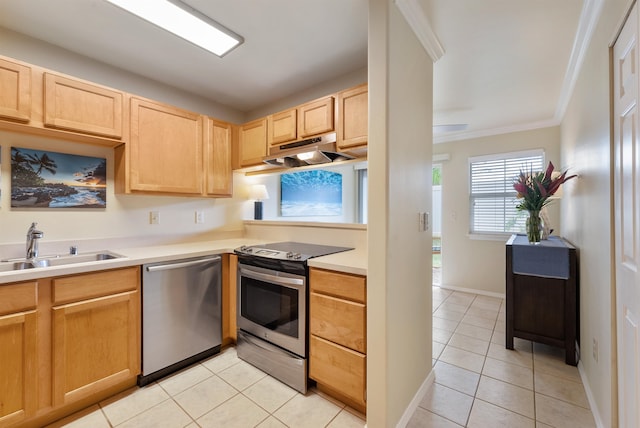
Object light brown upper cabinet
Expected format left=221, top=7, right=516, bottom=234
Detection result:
left=205, top=118, right=233, bottom=197
left=267, top=96, right=334, bottom=148
left=337, top=83, right=368, bottom=151
left=298, top=96, right=334, bottom=138
left=239, top=118, right=268, bottom=167
left=267, top=108, right=297, bottom=146
left=127, top=97, right=203, bottom=195
left=43, top=72, right=123, bottom=139
left=0, top=57, right=31, bottom=123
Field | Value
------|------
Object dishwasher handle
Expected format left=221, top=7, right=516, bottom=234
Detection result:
left=146, top=256, right=221, bottom=272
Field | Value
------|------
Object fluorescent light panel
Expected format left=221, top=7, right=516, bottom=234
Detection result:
left=105, top=0, right=243, bottom=57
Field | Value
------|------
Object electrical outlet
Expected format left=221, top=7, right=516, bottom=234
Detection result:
left=195, top=211, right=205, bottom=224
left=593, top=338, right=599, bottom=362
left=149, top=211, right=160, bottom=225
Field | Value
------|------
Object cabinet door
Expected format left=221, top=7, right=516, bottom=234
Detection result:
left=52, top=290, right=139, bottom=407
left=0, top=311, right=38, bottom=426
left=298, top=96, right=334, bottom=138
left=205, top=118, right=233, bottom=197
left=44, top=72, right=123, bottom=138
left=310, top=292, right=366, bottom=353
left=130, top=97, right=203, bottom=194
left=309, top=335, right=365, bottom=407
left=239, top=118, right=267, bottom=167
left=337, top=84, right=368, bottom=150
left=268, top=109, right=297, bottom=146
left=0, top=58, right=31, bottom=122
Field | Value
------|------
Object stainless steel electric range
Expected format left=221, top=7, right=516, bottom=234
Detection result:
left=234, top=242, right=353, bottom=393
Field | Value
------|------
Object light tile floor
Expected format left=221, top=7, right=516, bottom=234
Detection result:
left=408, top=286, right=597, bottom=428
left=47, top=347, right=366, bottom=428
left=48, top=286, right=596, bottom=428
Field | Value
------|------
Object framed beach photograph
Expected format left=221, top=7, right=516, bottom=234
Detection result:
left=280, top=169, right=342, bottom=216
left=11, top=147, right=107, bottom=208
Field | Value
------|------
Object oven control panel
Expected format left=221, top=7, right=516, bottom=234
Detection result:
left=236, top=245, right=305, bottom=261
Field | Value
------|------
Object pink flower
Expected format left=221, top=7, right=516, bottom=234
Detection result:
left=513, top=162, right=576, bottom=211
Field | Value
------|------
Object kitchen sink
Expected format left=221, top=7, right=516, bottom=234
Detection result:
left=0, top=251, right=124, bottom=272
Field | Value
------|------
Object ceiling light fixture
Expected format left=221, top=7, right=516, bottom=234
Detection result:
left=104, top=0, right=243, bottom=57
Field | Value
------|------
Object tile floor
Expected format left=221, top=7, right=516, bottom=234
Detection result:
left=48, top=286, right=596, bottom=428
left=408, top=287, right=597, bottom=428
left=47, top=347, right=366, bottom=428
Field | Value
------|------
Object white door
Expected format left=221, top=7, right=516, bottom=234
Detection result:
left=614, top=4, right=640, bottom=427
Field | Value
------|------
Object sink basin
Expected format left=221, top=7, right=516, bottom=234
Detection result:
left=0, top=251, right=124, bottom=273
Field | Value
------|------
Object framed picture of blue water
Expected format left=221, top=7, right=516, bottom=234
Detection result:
left=11, top=147, right=107, bottom=208
left=280, top=170, right=342, bottom=217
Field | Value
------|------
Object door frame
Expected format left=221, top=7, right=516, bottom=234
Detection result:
left=610, top=2, right=639, bottom=426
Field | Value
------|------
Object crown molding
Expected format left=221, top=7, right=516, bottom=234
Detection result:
left=394, top=0, right=445, bottom=62
left=433, top=118, right=561, bottom=144
left=554, top=0, right=605, bottom=121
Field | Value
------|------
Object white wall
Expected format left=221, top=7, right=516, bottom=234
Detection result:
left=432, top=126, right=561, bottom=295
left=368, top=1, right=433, bottom=425
left=559, top=0, right=629, bottom=425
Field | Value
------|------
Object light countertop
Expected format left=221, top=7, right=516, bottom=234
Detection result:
left=307, top=248, right=367, bottom=276
left=0, top=239, right=367, bottom=284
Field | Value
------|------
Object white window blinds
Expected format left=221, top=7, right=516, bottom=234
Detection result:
left=469, top=151, right=544, bottom=234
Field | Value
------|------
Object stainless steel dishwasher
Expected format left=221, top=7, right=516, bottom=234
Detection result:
left=138, top=255, right=222, bottom=386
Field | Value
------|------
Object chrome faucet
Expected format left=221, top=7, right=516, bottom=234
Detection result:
left=26, top=222, right=43, bottom=260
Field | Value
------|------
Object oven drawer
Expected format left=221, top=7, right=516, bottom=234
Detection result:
left=309, top=268, right=365, bottom=303
left=309, top=335, right=365, bottom=406
left=310, top=292, right=365, bottom=353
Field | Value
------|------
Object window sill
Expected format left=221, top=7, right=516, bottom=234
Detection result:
left=467, top=232, right=515, bottom=242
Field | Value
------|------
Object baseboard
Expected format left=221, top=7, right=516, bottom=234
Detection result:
left=578, top=361, right=606, bottom=428
left=395, top=368, right=436, bottom=427
left=435, top=284, right=505, bottom=300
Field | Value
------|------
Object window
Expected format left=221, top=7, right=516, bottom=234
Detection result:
left=469, top=150, right=544, bottom=234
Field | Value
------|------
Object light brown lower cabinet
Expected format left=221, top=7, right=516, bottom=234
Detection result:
left=0, top=309, right=38, bottom=427
left=309, top=267, right=366, bottom=413
left=52, top=291, right=139, bottom=406
left=0, top=267, right=140, bottom=428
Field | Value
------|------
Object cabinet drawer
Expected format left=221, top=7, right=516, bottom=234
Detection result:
left=310, top=292, right=365, bottom=353
left=53, top=267, right=139, bottom=305
left=0, top=281, right=37, bottom=315
left=309, top=335, right=365, bottom=406
left=310, top=268, right=365, bottom=303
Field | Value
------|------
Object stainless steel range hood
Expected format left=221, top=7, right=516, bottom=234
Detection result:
left=263, top=133, right=354, bottom=168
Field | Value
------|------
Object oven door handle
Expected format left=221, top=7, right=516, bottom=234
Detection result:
left=239, top=266, right=304, bottom=287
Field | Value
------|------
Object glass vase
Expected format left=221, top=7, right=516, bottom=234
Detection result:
left=526, top=210, right=542, bottom=244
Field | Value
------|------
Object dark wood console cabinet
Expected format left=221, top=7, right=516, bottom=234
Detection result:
left=506, top=234, right=578, bottom=365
